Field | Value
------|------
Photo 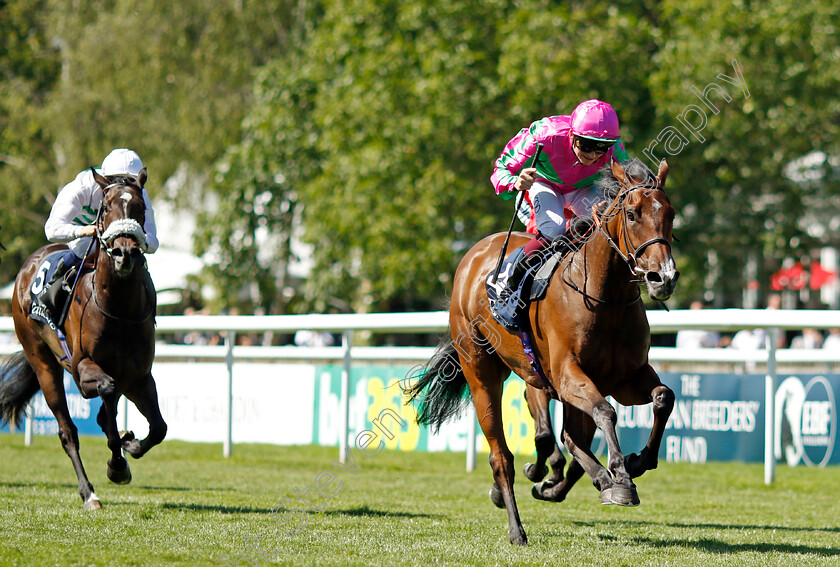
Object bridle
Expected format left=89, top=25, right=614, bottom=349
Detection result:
left=86, top=180, right=155, bottom=324
left=593, top=183, right=673, bottom=279
left=560, top=181, right=672, bottom=307
left=95, top=181, right=149, bottom=257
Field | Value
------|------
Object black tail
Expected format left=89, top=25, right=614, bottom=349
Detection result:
left=0, top=351, right=41, bottom=427
left=403, top=333, right=470, bottom=433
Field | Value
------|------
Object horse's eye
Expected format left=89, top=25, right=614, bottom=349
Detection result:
left=627, top=210, right=636, bottom=222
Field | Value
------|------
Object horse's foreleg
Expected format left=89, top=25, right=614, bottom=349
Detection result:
left=614, top=365, right=675, bottom=478
left=30, top=356, right=100, bottom=509
left=559, top=363, right=637, bottom=506
left=470, top=378, right=527, bottom=545
left=78, top=359, right=131, bottom=485
left=121, top=374, right=167, bottom=459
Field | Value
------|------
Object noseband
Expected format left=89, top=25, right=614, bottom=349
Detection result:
left=95, top=183, right=149, bottom=255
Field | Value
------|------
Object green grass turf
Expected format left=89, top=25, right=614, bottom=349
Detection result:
left=0, top=433, right=838, bottom=566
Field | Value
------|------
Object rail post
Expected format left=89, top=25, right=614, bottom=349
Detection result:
left=24, top=401, right=34, bottom=447
left=764, top=328, right=779, bottom=485
left=339, top=330, right=352, bottom=464
left=466, top=404, right=477, bottom=472
left=224, top=330, right=236, bottom=458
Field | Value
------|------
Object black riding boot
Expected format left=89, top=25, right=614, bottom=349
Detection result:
left=41, top=256, right=77, bottom=318
left=498, top=252, right=532, bottom=303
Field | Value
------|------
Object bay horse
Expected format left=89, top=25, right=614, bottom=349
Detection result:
left=0, top=168, right=166, bottom=510
left=407, top=158, right=678, bottom=544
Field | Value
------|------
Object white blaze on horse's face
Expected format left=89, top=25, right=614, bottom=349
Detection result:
left=637, top=189, right=679, bottom=301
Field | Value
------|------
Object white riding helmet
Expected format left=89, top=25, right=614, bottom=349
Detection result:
left=101, top=148, right=143, bottom=178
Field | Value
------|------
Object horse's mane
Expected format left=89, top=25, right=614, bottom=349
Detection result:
left=565, top=158, right=657, bottom=241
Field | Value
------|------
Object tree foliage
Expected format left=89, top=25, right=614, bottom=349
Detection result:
left=0, top=0, right=295, bottom=284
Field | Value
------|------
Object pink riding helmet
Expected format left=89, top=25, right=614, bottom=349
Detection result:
left=570, top=99, right=620, bottom=141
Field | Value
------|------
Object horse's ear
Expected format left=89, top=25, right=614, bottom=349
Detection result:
left=610, top=160, right=630, bottom=188
left=91, top=167, right=109, bottom=188
left=136, top=167, right=147, bottom=188
left=656, top=159, right=669, bottom=187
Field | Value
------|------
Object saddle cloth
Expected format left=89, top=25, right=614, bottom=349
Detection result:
left=28, top=250, right=69, bottom=332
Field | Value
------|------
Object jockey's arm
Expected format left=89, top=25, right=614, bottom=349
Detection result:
left=491, top=119, right=547, bottom=199
left=141, top=189, right=159, bottom=253
left=45, top=177, right=90, bottom=243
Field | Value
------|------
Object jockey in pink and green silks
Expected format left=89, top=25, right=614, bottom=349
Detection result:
left=490, top=99, right=629, bottom=299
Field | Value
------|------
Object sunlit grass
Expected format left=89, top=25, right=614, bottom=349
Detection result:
left=0, top=433, right=838, bottom=566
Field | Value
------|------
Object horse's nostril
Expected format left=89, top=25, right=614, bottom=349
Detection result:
left=111, top=248, right=124, bottom=258
left=646, top=272, right=663, bottom=284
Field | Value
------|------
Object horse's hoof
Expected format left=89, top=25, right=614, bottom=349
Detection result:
left=523, top=462, right=549, bottom=482
left=509, top=527, right=528, bottom=546
left=600, top=484, right=639, bottom=506
left=84, top=494, right=102, bottom=511
left=489, top=484, right=505, bottom=509
left=531, top=481, right=563, bottom=502
left=107, top=461, right=132, bottom=485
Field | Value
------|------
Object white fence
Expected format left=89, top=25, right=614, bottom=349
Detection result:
left=2, top=309, right=839, bottom=485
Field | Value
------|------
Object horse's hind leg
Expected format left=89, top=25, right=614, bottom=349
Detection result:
left=79, top=359, right=131, bottom=485
left=522, top=385, right=566, bottom=485
left=533, top=406, right=591, bottom=503
left=121, top=373, right=167, bottom=459
left=466, top=363, right=528, bottom=545
left=613, top=365, right=675, bottom=478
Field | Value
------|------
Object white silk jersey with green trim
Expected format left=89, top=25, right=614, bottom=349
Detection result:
left=491, top=114, right=629, bottom=201
left=45, top=168, right=159, bottom=255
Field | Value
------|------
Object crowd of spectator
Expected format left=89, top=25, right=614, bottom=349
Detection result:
left=674, top=294, right=838, bottom=351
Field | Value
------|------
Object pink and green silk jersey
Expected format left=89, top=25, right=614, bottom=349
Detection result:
left=491, top=114, right=629, bottom=200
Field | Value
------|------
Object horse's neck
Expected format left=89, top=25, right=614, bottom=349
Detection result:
left=93, top=254, right=150, bottom=317
left=575, top=221, right=639, bottom=303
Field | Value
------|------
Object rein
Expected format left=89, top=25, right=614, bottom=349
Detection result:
left=559, top=184, right=670, bottom=307
left=89, top=279, right=156, bottom=324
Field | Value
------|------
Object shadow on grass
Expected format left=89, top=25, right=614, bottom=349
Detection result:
left=135, top=485, right=233, bottom=492
left=550, top=520, right=840, bottom=557
left=321, top=505, right=442, bottom=519
left=161, top=503, right=276, bottom=514
left=630, top=535, right=840, bottom=557
left=159, top=503, right=442, bottom=519
left=570, top=519, right=840, bottom=534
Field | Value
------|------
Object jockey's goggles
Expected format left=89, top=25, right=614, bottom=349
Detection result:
left=574, top=136, right=617, bottom=155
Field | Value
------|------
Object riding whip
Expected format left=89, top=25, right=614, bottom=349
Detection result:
left=491, top=142, right=544, bottom=284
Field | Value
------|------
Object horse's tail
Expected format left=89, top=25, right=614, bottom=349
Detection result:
left=404, top=333, right=470, bottom=433
left=0, top=351, right=41, bottom=427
